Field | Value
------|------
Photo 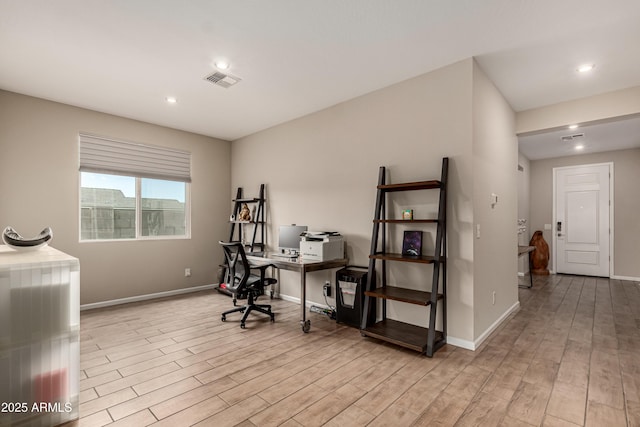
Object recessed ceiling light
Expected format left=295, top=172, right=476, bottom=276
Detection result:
left=165, top=96, right=177, bottom=104
left=568, top=124, right=579, bottom=130
left=575, top=144, right=584, bottom=150
left=215, top=60, right=229, bottom=70
left=577, top=64, right=595, bottom=73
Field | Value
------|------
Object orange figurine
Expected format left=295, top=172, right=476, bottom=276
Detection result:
left=529, top=230, right=550, bottom=275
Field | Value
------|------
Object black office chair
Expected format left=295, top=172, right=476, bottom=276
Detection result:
left=219, top=241, right=276, bottom=328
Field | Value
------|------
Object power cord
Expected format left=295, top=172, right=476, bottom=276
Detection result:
left=324, top=289, right=336, bottom=320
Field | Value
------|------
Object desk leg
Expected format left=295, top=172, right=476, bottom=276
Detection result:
left=301, top=268, right=310, bottom=333
left=528, top=256, right=533, bottom=288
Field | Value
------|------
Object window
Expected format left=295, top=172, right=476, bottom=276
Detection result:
left=79, top=134, right=190, bottom=241
left=141, top=178, right=187, bottom=237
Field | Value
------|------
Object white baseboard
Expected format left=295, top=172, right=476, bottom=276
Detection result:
left=473, top=300, right=520, bottom=349
left=446, top=336, right=475, bottom=350
left=447, top=300, right=521, bottom=351
left=278, top=293, right=325, bottom=308
left=611, top=274, right=640, bottom=282
left=80, top=284, right=218, bottom=311
left=278, top=293, right=300, bottom=305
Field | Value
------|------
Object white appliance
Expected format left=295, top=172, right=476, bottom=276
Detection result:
left=299, top=231, right=344, bottom=261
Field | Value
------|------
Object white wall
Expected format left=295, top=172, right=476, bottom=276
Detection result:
left=0, top=90, right=231, bottom=304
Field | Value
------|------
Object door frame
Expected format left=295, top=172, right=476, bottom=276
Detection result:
left=552, top=162, right=614, bottom=277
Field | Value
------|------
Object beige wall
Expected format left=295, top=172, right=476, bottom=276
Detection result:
left=517, top=153, right=531, bottom=274
left=471, top=62, right=519, bottom=338
left=232, top=59, right=518, bottom=346
left=0, top=90, right=231, bottom=304
left=529, top=148, right=640, bottom=279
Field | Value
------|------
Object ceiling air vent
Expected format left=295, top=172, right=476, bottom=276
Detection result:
left=204, top=71, right=242, bottom=89
left=560, top=133, right=585, bottom=142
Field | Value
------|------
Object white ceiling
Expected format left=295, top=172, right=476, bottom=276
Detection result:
left=519, top=114, right=640, bottom=160
left=2, top=1, right=640, bottom=146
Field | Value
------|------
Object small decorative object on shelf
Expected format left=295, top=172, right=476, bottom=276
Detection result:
left=402, top=209, right=413, bottom=220
left=239, top=203, right=251, bottom=221
left=402, top=230, right=422, bottom=256
left=2, top=226, right=53, bottom=251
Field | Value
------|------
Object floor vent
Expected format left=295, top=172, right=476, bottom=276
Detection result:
left=204, top=71, right=242, bottom=88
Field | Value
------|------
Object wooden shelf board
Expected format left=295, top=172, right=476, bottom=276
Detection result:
left=233, top=198, right=264, bottom=203
left=361, top=318, right=444, bottom=353
left=229, top=220, right=265, bottom=224
left=228, top=241, right=265, bottom=248
left=374, top=219, right=438, bottom=224
left=365, top=286, right=442, bottom=305
left=370, top=253, right=436, bottom=264
left=378, top=180, right=442, bottom=192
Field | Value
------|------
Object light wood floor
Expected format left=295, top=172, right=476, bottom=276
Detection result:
left=71, top=274, right=640, bottom=427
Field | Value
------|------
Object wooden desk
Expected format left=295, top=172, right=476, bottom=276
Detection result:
left=518, top=245, right=535, bottom=288
left=247, top=253, right=347, bottom=333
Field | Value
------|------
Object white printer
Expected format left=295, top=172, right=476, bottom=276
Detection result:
left=299, top=231, right=344, bottom=261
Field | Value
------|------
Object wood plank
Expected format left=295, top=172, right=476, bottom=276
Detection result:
left=378, top=180, right=441, bottom=192
left=361, top=319, right=444, bottom=353
left=369, top=253, right=437, bottom=264
left=545, top=380, right=587, bottom=425
left=364, top=286, right=442, bottom=305
left=374, top=219, right=438, bottom=224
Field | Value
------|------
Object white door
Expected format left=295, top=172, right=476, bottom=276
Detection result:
left=554, top=163, right=611, bottom=277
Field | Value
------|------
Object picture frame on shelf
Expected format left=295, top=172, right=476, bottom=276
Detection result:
left=402, top=230, right=422, bottom=256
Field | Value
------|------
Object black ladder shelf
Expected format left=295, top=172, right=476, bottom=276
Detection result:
left=361, top=158, right=448, bottom=357
left=217, top=184, right=266, bottom=296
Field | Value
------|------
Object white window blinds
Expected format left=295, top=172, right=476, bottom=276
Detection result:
left=79, top=133, right=191, bottom=182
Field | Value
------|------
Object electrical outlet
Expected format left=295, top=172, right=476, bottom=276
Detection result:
left=492, top=291, right=496, bottom=305
left=185, top=268, right=191, bottom=277
left=323, top=282, right=331, bottom=297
